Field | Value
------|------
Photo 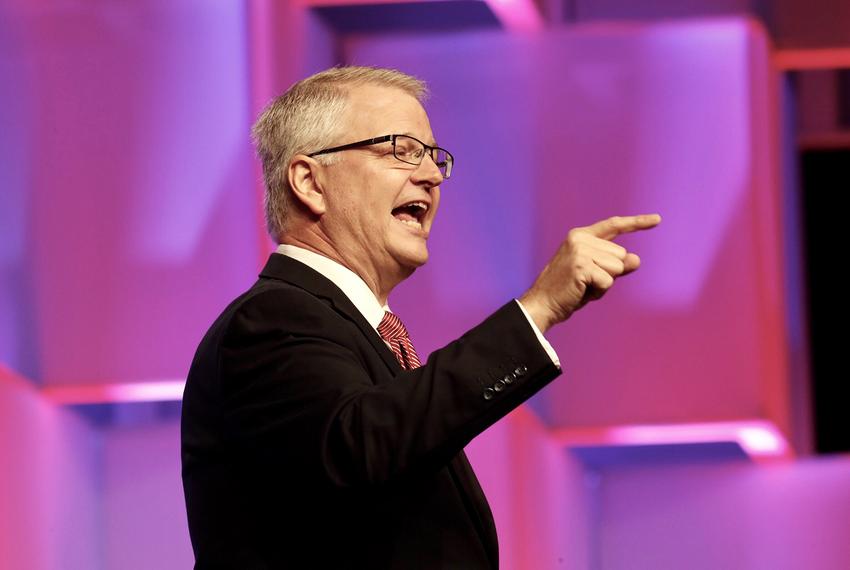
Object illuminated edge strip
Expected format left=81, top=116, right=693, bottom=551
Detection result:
left=552, top=419, right=792, bottom=459
left=41, top=380, right=187, bottom=405
left=295, top=0, right=543, bottom=32
left=773, top=48, right=850, bottom=70
left=298, top=0, right=459, bottom=6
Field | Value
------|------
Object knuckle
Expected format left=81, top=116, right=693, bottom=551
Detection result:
left=564, top=236, right=582, bottom=251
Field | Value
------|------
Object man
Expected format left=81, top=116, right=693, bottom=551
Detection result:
left=181, top=66, right=660, bottom=569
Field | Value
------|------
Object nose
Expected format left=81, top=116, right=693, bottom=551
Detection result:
left=411, top=154, right=444, bottom=187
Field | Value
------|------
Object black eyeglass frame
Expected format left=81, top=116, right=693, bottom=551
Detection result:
left=306, top=134, right=454, bottom=179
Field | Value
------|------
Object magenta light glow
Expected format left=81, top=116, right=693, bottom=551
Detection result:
left=554, top=420, right=791, bottom=460
left=737, top=425, right=788, bottom=456
left=483, top=0, right=543, bottom=32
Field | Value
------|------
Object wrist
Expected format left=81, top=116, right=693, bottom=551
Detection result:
left=517, top=294, right=556, bottom=334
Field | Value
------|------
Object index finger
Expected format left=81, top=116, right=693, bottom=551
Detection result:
left=586, top=214, right=662, bottom=240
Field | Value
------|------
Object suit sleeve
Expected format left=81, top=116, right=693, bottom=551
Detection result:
left=218, top=288, right=562, bottom=488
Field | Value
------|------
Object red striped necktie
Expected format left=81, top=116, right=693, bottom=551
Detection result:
left=377, top=311, right=421, bottom=370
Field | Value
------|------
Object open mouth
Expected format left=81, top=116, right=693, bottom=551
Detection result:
left=391, top=200, right=429, bottom=230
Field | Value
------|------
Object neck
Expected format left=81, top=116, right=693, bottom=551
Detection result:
left=280, top=231, right=408, bottom=306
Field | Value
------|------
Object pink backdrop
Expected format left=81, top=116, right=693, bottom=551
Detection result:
left=1, top=1, right=847, bottom=569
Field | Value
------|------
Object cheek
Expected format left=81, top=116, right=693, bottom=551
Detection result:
left=357, top=199, right=392, bottom=238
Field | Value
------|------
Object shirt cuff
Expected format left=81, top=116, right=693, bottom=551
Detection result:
left=514, top=299, right=561, bottom=369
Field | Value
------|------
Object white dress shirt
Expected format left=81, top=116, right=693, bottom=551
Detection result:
left=276, top=244, right=560, bottom=368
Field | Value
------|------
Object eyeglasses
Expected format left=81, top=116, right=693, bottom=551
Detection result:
left=307, top=134, right=454, bottom=180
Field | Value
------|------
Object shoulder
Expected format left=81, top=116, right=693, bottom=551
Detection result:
left=188, top=276, right=361, bottom=382
left=220, top=278, right=344, bottom=339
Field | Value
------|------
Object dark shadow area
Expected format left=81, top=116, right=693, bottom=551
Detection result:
left=570, top=441, right=750, bottom=469
left=70, top=400, right=183, bottom=428
left=314, top=1, right=501, bottom=35
left=801, top=147, right=850, bottom=454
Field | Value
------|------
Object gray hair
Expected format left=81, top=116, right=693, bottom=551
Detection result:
left=251, top=66, right=429, bottom=242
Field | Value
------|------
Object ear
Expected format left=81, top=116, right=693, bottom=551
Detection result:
left=288, top=154, right=327, bottom=216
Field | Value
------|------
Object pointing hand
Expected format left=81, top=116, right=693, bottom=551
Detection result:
left=519, top=214, right=662, bottom=333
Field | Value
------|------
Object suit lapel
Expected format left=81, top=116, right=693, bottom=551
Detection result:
left=258, top=253, right=402, bottom=375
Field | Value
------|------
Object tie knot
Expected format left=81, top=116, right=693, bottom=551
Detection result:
left=377, top=311, right=421, bottom=370
left=377, top=311, right=409, bottom=342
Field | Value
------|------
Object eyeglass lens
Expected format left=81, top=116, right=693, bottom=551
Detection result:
left=394, top=136, right=452, bottom=178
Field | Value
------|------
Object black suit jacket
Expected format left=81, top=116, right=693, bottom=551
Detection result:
left=182, top=253, right=561, bottom=569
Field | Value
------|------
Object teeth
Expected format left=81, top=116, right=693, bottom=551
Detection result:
left=398, top=219, right=422, bottom=229
left=401, top=201, right=428, bottom=212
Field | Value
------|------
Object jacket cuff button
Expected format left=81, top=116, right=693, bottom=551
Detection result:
left=483, top=387, right=495, bottom=400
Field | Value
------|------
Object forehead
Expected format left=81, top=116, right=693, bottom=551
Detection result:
left=343, top=84, right=435, bottom=145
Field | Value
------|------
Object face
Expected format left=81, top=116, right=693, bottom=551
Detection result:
left=317, top=84, right=444, bottom=293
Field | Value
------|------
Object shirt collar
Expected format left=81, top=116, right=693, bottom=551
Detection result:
left=276, top=244, right=389, bottom=330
